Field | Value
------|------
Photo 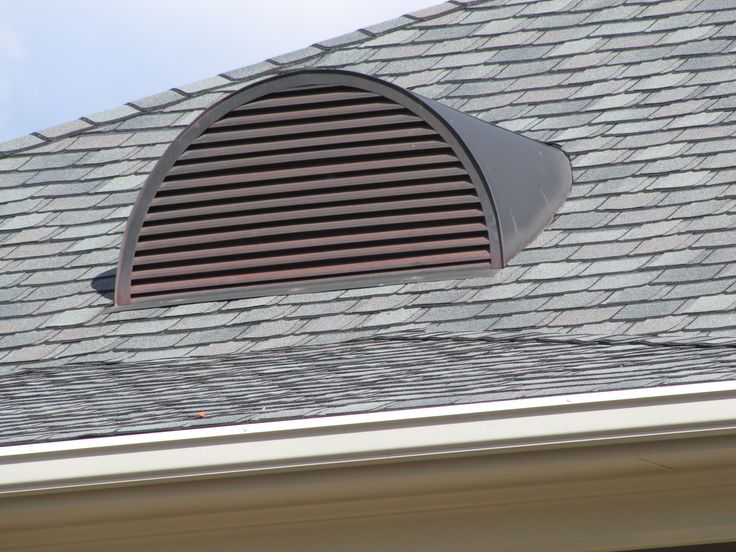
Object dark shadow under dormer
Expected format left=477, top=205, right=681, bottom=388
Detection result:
left=91, top=268, right=116, bottom=301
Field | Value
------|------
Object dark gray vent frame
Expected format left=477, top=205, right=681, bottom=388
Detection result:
left=115, top=70, right=571, bottom=309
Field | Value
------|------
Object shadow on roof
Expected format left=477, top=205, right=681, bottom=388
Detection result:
left=91, top=268, right=116, bottom=301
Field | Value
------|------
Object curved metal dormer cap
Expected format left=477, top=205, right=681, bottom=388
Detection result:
left=115, top=69, right=571, bottom=309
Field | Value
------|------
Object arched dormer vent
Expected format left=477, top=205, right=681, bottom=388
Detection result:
left=116, top=70, right=571, bottom=308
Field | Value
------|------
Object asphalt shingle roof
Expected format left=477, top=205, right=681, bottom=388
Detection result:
left=1, top=0, right=736, bottom=443
left=3, top=330, right=736, bottom=446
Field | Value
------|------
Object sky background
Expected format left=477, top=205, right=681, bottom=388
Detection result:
left=0, top=0, right=435, bottom=143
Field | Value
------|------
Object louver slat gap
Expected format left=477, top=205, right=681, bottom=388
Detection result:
left=120, top=78, right=501, bottom=306
left=130, top=250, right=490, bottom=297
left=135, top=209, right=486, bottom=251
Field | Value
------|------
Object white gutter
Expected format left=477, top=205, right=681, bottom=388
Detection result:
left=3, top=381, right=736, bottom=495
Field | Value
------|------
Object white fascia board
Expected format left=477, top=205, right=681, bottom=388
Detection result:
left=3, top=380, right=736, bottom=495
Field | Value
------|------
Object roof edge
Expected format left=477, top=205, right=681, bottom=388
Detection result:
left=0, top=1, right=467, bottom=158
left=4, top=380, right=736, bottom=495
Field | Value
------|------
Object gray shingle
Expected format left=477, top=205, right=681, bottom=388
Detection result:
left=243, top=320, right=303, bottom=338
left=364, top=308, right=421, bottom=327
left=222, top=61, right=278, bottom=81
left=615, top=300, right=684, bottom=320
left=681, top=294, right=736, bottom=314
left=687, top=312, right=736, bottom=330
left=227, top=304, right=294, bottom=324
left=0, top=134, right=46, bottom=153
left=292, top=301, right=357, bottom=318
left=270, top=46, right=323, bottom=65
left=129, top=89, right=186, bottom=110
left=46, top=307, right=103, bottom=328
left=656, top=265, right=724, bottom=283
left=37, top=119, right=92, bottom=140
left=170, top=312, right=240, bottom=331
left=298, top=314, right=365, bottom=333
left=84, top=104, right=140, bottom=123
left=417, top=304, right=487, bottom=322
left=520, top=262, right=584, bottom=280
left=0, top=0, right=735, bottom=392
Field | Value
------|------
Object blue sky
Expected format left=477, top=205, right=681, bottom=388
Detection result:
left=0, top=0, right=435, bottom=143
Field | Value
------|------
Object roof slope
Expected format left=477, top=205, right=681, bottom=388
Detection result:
left=4, top=331, right=736, bottom=446
left=0, top=0, right=735, bottom=435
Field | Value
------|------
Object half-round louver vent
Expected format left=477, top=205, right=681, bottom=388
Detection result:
left=116, top=70, right=571, bottom=308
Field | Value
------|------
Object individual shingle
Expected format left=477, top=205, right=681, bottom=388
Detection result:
left=349, top=294, right=413, bottom=312
left=591, top=20, right=654, bottom=36
left=520, top=262, right=584, bottom=280
left=298, top=314, right=365, bottom=333
left=129, top=89, right=186, bottom=109
left=681, top=294, right=736, bottom=314
left=0, top=134, right=46, bottom=153
left=660, top=25, right=717, bottom=45
left=222, top=61, right=278, bottom=81
left=408, top=1, right=458, bottom=19
left=417, top=304, right=487, bottom=322
left=26, top=166, right=94, bottom=184
left=170, top=312, right=240, bottom=331
left=46, top=307, right=103, bottom=328
left=467, top=283, right=535, bottom=302
left=37, top=119, right=92, bottom=140
left=591, top=271, right=661, bottom=290
left=549, top=306, right=622, bottom=326
left=628, top=316, right=689, bottom=334
left=229, top=304, right=296, bottom=324
left=656, top=265, right=724, bottom=284
left=269, top=46, right=323, bottom=65
left=84, top=104, right=140, bottom=123
left=363, top=308, right=421, bottom=327
left=491, top=312, right=550, bottom=329
left=614, top=300, right=684, bottom=320
left=177, top=326, right=246, bottom=346
left=686, top=313, right=736, bottom=330
left=115, top=112, right=183, bottom=131
left=244, top=320, right=307, bottom=341
left=66, top=133, right=133, bottom=150
left=291, top=301, right=357, bottom=318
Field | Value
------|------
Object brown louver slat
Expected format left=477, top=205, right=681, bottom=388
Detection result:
left=135, top=208, right=486, bottom=251
left=210, top=100, right=403, bottom=128
left=151, top=166, right=468, bottom=205
left=133, top=223, right=488, bottom=266
left=139, top=195, right=482, bottom=237
left=233, top=89, right=378, bottom=111
left=130, top=249, right=490, bottom=297
left=146, top=181, right=475, bottom=220
left=192, top=113, right=422, bottom=145
left=132, top=236, right=491, bottom=280
left=179, top=126, right=437, bottom=161
left=167, top=139, right=451, bottom=177
left=159, top=153, right=461, bottom=192
left=119, top=80, right=496, bottom=306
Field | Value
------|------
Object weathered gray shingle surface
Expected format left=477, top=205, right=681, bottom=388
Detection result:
left=1, top=0, right=736, bottom=443
left=3, top=331, right=736, bottom=446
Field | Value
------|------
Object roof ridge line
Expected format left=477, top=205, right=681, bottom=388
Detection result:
left=369, top=330, right=736, bottom=350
